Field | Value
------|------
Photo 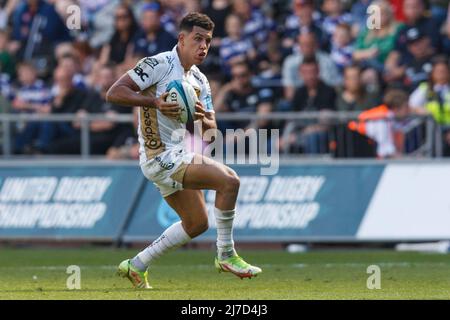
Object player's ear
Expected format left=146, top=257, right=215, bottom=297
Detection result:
left=178, top=32, right=185, bottom=46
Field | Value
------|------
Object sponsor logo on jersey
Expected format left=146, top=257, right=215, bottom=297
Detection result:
left=142, top=106, right=162, bottom=150
left=193, top=86, right=201, bottom=99
left=166, top=55, right=175, bottom=66
left=133, top=65, right=149, bottom=82
left=143, top=57, right=159, bottom=69
left=154, top=156, right=175, bottom=170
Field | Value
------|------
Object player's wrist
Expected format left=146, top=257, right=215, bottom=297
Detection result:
left=144, top=96, right=159, bottom=109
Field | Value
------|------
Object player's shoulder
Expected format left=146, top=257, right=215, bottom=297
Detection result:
left=136, top=50, right=172, bottom=70
left=191, top=65, right=209, bottom=86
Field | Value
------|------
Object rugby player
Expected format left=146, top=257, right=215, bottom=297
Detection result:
left=106, top=12, right=261, bottom=289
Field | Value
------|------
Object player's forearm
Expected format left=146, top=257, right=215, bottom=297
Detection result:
left=106, top=85, right=157, bottom=108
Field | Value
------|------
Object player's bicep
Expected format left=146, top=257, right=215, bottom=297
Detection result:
left=113, top=73, right=141, bottom=92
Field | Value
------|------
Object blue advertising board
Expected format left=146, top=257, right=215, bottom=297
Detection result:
left=0, top=165, right=145, bottom=240
left=123, top=164, right=385, bottom=242
left=3, top=161, right=449, bottom=242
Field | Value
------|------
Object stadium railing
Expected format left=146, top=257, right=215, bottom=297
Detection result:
left=0, top=112, right=440, bottom=158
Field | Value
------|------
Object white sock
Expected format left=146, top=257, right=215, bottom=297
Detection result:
left=214, top=207, right=236, bottom=259
left=131, top=221, right=191, bottom=271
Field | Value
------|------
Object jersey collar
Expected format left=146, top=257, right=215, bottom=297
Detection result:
left=172, top=45, right=194, bottom=74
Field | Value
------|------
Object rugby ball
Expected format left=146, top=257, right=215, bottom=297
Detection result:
left=165, top=80, right=198, bottom=123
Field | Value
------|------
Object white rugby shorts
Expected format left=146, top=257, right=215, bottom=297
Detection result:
left=140, top=148, right=195, bottom=197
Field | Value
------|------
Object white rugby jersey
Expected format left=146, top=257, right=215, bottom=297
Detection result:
left=127, top=46, right=214, bottom=164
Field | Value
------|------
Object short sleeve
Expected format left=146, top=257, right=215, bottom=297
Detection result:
left=127, top=56, right=166, bottom=91
left=200, top=75, right=214, bottom=113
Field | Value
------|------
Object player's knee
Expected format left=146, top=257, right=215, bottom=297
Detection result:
left=222, top=170, right=240, bottom=194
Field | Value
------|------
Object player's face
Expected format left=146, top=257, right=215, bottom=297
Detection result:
left=182, top=26, right=213, bottom=65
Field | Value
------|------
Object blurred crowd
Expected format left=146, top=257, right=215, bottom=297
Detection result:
left=0, top=0, right=449, bottom=159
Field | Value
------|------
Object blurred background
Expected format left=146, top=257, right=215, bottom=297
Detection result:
left=0, top=0, right=449, bottom=249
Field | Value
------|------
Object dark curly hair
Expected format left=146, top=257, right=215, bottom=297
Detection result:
left=179, top=12, right=215, bottom=32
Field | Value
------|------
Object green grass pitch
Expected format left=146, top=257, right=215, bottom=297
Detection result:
left=0, top=248, right=449, bottom=299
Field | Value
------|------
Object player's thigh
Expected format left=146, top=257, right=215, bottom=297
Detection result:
left=164, top=188, right=208, bottom=229
left=182, top=154, right=239, bottom=191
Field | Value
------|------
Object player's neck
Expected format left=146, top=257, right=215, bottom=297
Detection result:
left=176, top=46, right=193, bottom=72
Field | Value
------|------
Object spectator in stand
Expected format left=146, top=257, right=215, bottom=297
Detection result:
left=0, top=30, right=15, bottom=78
left=336, top=64, right=380, bottom=112
left=0, top=24, right=15, bottom=98
left=57, top=53, right=87, bottom=89
left=282, top=31, right=341, bottom=101
left=384, top=27, right=434, bottom=90
left=0, top=72, right=13, bottom=102
left=10, top=0, right=72, bottom=76
left=352, top=0, right=403, bottom=73
left=231, top=0, right=277, bottom=56
left=55, top=42, right=93, bottom=88
left=99, top=4, right=138, bottom=66
left=0, top=70, right=12, bottom=151
left=11, top=62, right=51, bottom=154
left=219, top=14, right=256, bottom=78
left=75, top=0, right=113, bottom=29
left=91, top=64, right=134, bottom=155
left=73, top=40, right=96, bottom=81
left=280, top=57, right=337, bottom=154
left=409, top=56, right=450, bottom=155
left=54, top=41, right=73, bottom=60
left=45, top=64, right=127, bottom=155
left=0, top=0, right=19, bottom=30
left=2, top=0, right=449, bottom=159
left=389, top=0, right=406, bottom=22
left=330, top=23, right=354, bottom=75
left=254, top=40, right=283, bottom=99
left=74, top=0, right=119, bottom=48
left=292, top=57, right=337, bottom=112
left=441, top=11, right=450, bottom=56
left=321, top=0, right=353, bottom=42
left=41, top=66, right=100, bottom=154
left=348, top=88, right=411, bottom=158
left=215, top=61, right=274, bottom=134
left=106, top=107, right=139, bottom=160
left=395, top=0, right=441, bottom=55
left=282, top=0, right=326, bottom=54
left=201, top=0, right=232, bottom=75
left=429, top=0, right=449, bottom=28
left=203, top=0, right=232, bottom=40
left=132, top=2, right=177, bottom=59
left=351, top=0, right=374, bottom=37
left=134, top=0, right=181, bottom=38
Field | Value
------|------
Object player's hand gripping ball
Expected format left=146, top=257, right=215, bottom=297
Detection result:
left=165, top=80, right=198, bottom=123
